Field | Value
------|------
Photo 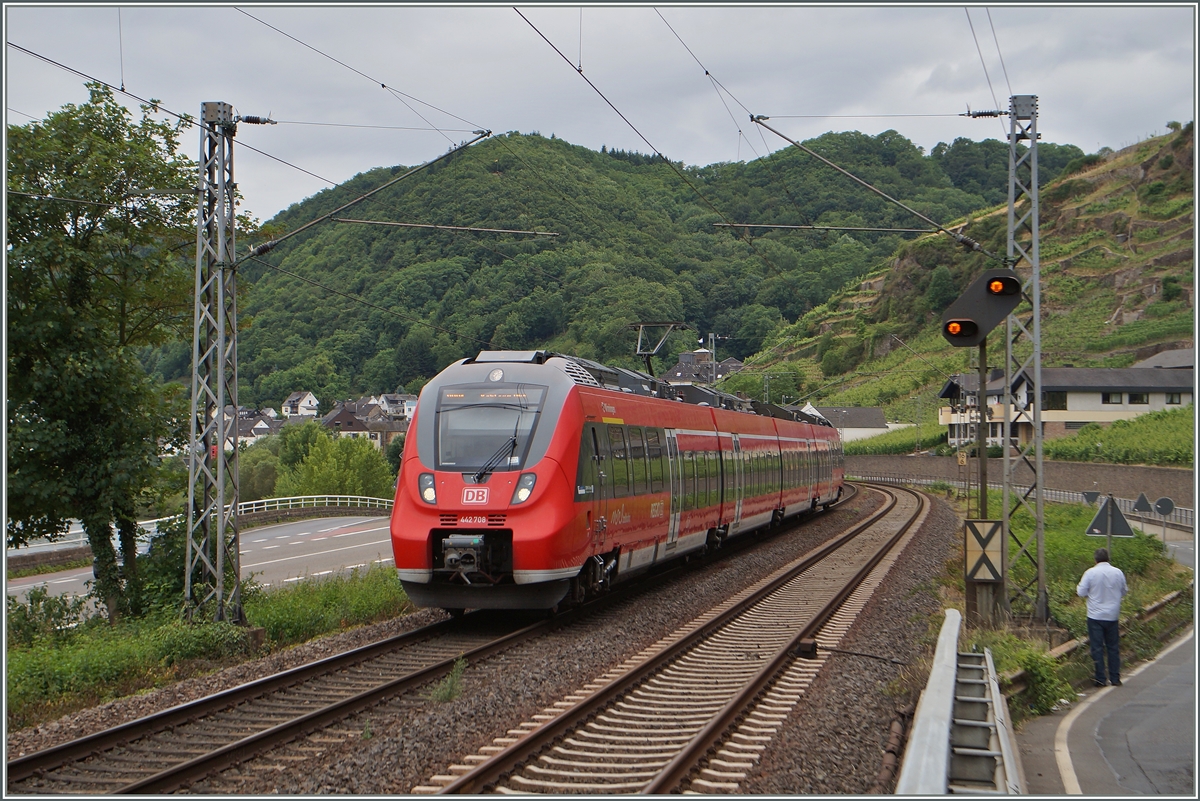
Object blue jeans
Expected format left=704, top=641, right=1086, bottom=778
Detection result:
left=1087, top=617, right=1120, bottom=684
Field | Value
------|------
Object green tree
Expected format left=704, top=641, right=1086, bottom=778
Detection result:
left=7, top=84, right=195, bottom=621
left=926, top=265, right=958, bottom=311
left=385, top=434, right=406, bottom=475
left=239, top=442, right=281, bottom=502
left=276, top=420, right=327, bottom=470
left=275, top=431, right=395, bottom=498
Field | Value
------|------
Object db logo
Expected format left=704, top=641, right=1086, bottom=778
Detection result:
left=462, top=487, right=490, bottom=504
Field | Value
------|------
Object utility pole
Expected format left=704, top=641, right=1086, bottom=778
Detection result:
left=1000, top=95, right=1048, bottom=621
left=185, top=103, right=273, bottom=623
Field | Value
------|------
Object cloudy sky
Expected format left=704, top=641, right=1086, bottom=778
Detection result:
left=6, top=3, right=1195, bottom=222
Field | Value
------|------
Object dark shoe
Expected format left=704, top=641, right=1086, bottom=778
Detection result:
left=1111, top=679, right=1122, bottom=686
left=1092, top=679, right=1107, bottom=687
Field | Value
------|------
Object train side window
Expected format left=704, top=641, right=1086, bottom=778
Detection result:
left=608, top=425, right=630, bottom=497
left=628, top=427, right=647, bottom=495
left=697, top=450, right=711, bottom=507
left=707, top=451, right=718, bottom=506
left=646, top=429, right=664, bottom=493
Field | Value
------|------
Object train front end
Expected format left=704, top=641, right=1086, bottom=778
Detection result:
left=390, top=352, right=587, bottom=611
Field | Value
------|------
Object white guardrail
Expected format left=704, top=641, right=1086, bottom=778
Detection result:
left=850, top=474, right=1194, bottom=531
left=7, top=496, right=394, bottom=556
left=895, top=609, right=1023, bottom=794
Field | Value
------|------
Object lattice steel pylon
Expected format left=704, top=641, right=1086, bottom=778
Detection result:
left=1001, top=95, right=1048, bottom=621
left=186, top=102, right=244, bottom=623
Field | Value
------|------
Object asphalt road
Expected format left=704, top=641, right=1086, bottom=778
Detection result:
left=6, top=515, right=394, bottom=603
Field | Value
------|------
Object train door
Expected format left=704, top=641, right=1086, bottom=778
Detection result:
left=664, top=429, right=682, bottom=549
left=588, top=425, right=609, bottom=548
left=729, top=434, right=744, bottom=535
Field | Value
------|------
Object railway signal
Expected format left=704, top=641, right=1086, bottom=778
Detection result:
left=940, top=268, right=1024, bottom=347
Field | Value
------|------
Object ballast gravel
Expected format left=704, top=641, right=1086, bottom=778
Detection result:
left=8, top=488, right=960, bottom=794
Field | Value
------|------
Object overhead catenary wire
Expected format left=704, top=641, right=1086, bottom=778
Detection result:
left=231, top=7, right=615, bottom=275
left=714, top=223, right=935, bottom=233
left=334, top=218, right=558, bottom=236
left=964, top=7, right=1008, bottom=139
left=244, top=129, right=491, bottom=261
left=6, top=41, right=341, bottom=189
left=751, top=116, right=1004, bottom=264
left=117, top=7, right=125, bottom=91
left=654, top=8, right=832, bottom=237
left=986, top=8, right=1013, bottom=99
left=235, top=7, right=478, bottom=147
left=514, top=6, right=783, bottom=277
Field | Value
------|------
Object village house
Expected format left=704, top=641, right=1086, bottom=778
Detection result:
left=938, top=363, right=1194, bottom=448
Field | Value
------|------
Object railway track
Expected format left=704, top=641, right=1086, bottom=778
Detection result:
left=6, top=489, right=867, bottom=795
left=420, top=483, right=926, bottom=794
left=5, top=614, right=550, bottom=795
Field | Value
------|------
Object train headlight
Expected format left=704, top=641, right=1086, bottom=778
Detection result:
left=511, top=473, right=537, bottom=504
left=419, top=473, right=437, bottom=504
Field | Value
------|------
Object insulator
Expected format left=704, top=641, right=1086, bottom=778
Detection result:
left=240, top=115, right=276, bottom=125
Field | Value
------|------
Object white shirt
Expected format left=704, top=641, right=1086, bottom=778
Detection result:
left=1077, top=561, right=1127, bottom=621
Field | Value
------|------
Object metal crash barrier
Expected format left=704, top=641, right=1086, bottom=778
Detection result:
left=896, top=609, right=1024, bottom=794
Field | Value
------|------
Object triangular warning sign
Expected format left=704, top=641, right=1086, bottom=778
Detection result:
left=1133, top=493, right=1153, bottom=513
left=1082, top=491, right=1101, bottom=505
left=1086, top=497, right=1136, bottom=538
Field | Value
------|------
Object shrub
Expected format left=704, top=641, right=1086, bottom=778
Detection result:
left=428, top=657, right=467, bottom=703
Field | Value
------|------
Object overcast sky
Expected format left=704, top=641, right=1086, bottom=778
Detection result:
left=6, top=3, right=1196, bottom=222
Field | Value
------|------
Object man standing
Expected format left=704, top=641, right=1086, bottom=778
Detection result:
left=1077, top=548, right=1128, bottom=687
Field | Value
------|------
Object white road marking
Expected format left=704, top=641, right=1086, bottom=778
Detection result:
left=1055, top=630, right=1194, bottom=794
left=241, top=538, right=392, bottom=569
left=263, top=545, right=279, bottom=550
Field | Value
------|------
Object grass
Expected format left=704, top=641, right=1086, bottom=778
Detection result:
left=427, top=657, right=467, bottom=703
left=1041, top=406, right=1193, bottom=466
left=6, top=564, right=411, bottom=731
left=937, top=494, right=1194, bottom=723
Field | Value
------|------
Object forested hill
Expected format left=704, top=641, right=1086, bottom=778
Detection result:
left=144, top=130, right=1084, bottom=410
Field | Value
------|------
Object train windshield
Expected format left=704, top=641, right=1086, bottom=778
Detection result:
left=435, top=383, right=547, bottom=472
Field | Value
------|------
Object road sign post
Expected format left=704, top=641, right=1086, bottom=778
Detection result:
left=1086, top=494, right=1135, bottom=555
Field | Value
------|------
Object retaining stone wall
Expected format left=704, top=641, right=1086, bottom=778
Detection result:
left=846, top=455, right=1193, bottom=508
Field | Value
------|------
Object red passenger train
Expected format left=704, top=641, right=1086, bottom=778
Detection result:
left=390, top=351, right=843, bottom=612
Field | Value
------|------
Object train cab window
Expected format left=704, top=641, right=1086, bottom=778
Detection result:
left=646, top=429, right=664, bottom=493
left=607, top=425, right=630, bottom=497
left=628, top=427, right=648, bottom=495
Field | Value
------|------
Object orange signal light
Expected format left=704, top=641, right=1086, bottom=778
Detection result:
left=947, top=321, right=964, bottom=335
left=986, top=275, right=1021, bottom=296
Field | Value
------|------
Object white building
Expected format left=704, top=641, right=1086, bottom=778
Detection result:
left=939, top=367, right=1193, bottom=448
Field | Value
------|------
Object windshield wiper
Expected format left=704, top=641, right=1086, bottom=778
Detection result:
left=474, top=415, right=522, bottom=484
left=473, top=436, right=517, bottom=484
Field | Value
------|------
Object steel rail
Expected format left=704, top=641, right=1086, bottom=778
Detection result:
left=437, top=483, right=895, bottom=794
left=9, top=487, right=858, bottom=794
left=643, top=485, right=926, bottom=793
left=6, top=613, right=541, bottom=791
